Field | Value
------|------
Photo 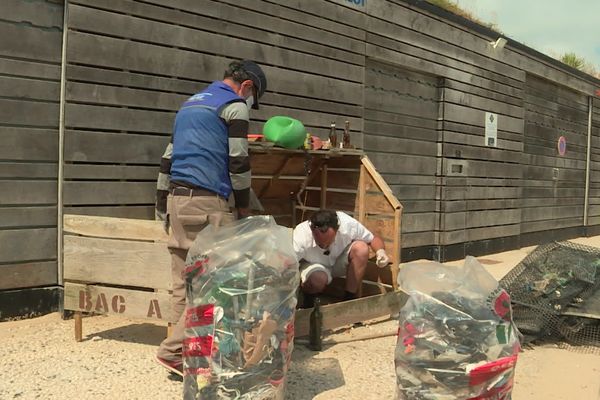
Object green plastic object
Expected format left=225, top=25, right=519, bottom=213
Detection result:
left=262, top=116, right=306, bottom=149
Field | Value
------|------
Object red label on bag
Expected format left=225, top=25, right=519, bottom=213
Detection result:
left=183, top=255, right=209, bottom=278
left=469, top=355, right=517, bottom=386
left=467, top=355, right=518, bottom=400
left=183, top=335, right=214, bottom=357
left=185, top=304, right=214, bottom=328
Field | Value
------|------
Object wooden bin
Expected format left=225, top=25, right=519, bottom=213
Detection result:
left=63, top=145, right=406, bottom=340
left=63, top=216, right=175, bottom=341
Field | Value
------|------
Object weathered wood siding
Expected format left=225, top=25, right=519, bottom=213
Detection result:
left=2, top=0, right=600, bottom=293
left=364, top=60, right=440, bottom=248
left=0, top=0, right=63, bottom=291
left=523, top=75, right=589, bottom=234
left=62, top=0, right=366, bottom=219
left=364, top=0, right=527, bottom=250
left=590, top=98, right=600, bottom=225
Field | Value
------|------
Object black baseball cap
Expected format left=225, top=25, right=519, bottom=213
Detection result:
left=241, top=60, right=267, bottom=110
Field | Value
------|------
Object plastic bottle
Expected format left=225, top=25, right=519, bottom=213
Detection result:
left=308, top=297, right=323, bottom=351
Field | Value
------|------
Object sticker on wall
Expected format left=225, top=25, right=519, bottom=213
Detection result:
left=485, top=112, right=498, bottom=147
left=557, top=136, right=567, bottom=156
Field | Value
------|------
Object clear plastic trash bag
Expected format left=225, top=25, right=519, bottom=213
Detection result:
left=182, top=216, right=299, bottom=400
left=395, top=257, right=521, bottom=400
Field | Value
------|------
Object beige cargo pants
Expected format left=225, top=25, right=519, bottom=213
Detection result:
left=156, top=192, right=234, bottom=363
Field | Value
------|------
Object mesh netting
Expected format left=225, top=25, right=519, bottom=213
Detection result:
left=499, top=241, right=600, bottom=351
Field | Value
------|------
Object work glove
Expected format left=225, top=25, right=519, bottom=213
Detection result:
left=375, top=249, right=390, bottom=268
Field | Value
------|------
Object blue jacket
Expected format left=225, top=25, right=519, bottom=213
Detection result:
left=170, top=82, right=244, bottom=198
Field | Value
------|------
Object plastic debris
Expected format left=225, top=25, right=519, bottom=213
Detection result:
left=182, top=216, right=299, bottom=400
left=395, top=257, right=520, bottom=400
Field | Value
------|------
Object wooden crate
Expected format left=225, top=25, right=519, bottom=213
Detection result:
left=63, top=215, right=174, bottom=341
left=62, top=146, right=405, bottom=340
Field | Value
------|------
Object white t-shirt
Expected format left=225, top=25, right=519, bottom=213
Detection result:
left=293, top=211, right=374, bottom=266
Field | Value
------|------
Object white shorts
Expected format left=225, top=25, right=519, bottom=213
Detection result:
left=299, top=242, right=358, bottom=284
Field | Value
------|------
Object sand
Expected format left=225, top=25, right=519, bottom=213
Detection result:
left=1, top=243, right=599, bottom=400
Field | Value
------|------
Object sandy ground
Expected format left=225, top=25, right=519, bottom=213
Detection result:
left=1, top=241, right=600, bottom=399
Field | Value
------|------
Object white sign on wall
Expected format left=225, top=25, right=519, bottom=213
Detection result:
left=485, top=112, right=498, bottom=147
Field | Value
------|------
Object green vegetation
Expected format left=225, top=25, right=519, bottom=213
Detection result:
left=427, top=1, right=600, bottom=79
left=426, top=0, right=499, bottom=31
left=559, top=52, right=600, bottom=78
left=560, top=52, right=586, bottom=70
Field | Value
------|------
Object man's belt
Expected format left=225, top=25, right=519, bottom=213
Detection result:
left=170, top=186, right=218, bottom=197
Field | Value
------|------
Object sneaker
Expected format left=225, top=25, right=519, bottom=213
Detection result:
left=156, top=355, right=183, bottom=377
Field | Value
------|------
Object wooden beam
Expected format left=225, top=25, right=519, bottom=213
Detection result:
left=357, top=164, right=367, bottom=222
left=295, top=159, right=324, bottom=205
left=392, top=208, right=402, bottom=289
left=257, top=156, right=292, bottom=199
left=294, top=290, right=408, bottom=337
left=63, top=236, right=171, bottom=290
left=74, top=311, right=83, bottom=342
left=64, top=214, right=167, bottom=242
left=361, top=156, right=402, bottom=211
left=320, top=163, right=328, bottom=209
left=64, top=282, right=175, bottom=322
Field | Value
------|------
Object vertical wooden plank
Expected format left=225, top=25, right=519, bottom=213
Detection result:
left=320, top=163, right=328, bottom=209
left=57, top=0, right=69, bottom=289
left=74, top=311, right=83, bottom=342
left=392, top=208, right=402, bottom=290
left=585, top=95, right=593, bottom=226
left=357, top=164, right=367, bottom=222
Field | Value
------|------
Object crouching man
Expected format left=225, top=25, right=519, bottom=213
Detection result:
left=292, top=209, right=390, bottom=308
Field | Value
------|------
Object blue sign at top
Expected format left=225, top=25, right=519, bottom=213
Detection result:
left=347, top=0, right=366, bottom=6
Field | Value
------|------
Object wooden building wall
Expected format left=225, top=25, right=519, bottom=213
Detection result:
left=0, top=0, right=63, bottom=295
left=590, top=98, right=600, bottom=226
left=2, top=0, right=600, bottom=317
left=364, top=60, right=440, bottom=249
left=362, top=0, right=598, bottom=258
left=522, top=75, right=589, bottom=239
left=62, top=0, right=366, bottom=219
left=363, top=0, right=528, bottom=257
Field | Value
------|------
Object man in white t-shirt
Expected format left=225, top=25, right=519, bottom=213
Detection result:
left=293, top=209, right=390, bottom=308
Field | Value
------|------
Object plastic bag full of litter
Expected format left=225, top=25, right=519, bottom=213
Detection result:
left=395, top=256, right=521, bottom=400
left=182, top=216, right=299, bottom=400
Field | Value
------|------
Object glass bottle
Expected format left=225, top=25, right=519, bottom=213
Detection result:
left=309, top=297, right=323, bottom=351
left=328, top=121, right=337, bottom=149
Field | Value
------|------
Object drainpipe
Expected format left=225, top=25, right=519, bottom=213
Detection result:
left=57, top=0, right=69, bottom=289
left=584, top=96, right=592, bottom=226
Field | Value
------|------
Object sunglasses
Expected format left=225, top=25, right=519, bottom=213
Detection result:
left=310, top=224, right=330, bottom=233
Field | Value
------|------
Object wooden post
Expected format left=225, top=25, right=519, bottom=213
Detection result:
left=74, top=311, right=83, bottom=342
left=57, top=0, right=69, bottom=293
left=392, top=208, right=402, bottom=290
left=320, top=163, right=328, bottom=209
left=357, top=164, right=367, bottom=223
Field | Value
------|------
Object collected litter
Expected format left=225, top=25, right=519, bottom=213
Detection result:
left=395, top=257, right=520, bottom=400
left=182, top=216, right=299, bottom=400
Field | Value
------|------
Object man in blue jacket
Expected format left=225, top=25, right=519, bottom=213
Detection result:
left=155, top=60, right=267, bottom=376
